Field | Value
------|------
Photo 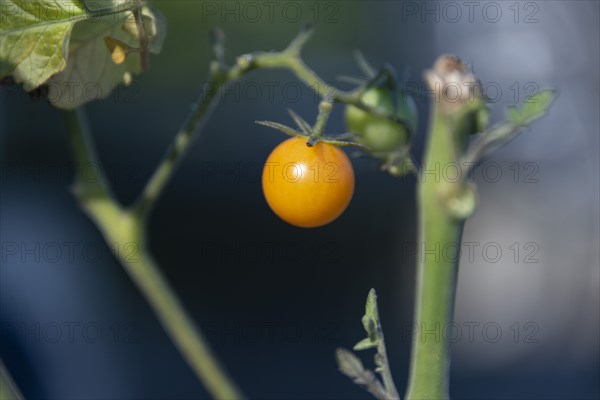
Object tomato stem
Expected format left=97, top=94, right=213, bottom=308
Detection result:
left=405, top=109, right=464, bottom=400
left=405, top=56, right=485, bottom=400
left=312, top=99, right=334, bottom=139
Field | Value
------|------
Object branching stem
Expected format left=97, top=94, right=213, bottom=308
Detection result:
left=63, top=27, right=402, bottom=400
left=133, top=27, right=402, bottom=219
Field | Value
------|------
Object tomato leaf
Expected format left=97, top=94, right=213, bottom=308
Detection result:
left=47, top=3, right=165, bottom=109
left=1, top=0, right=90, bottom=90
left=0, top=0, right=166, bottom=109
left=353, top=338, right=378, bottom=351
left=506, top=89, right=557, bottom=126
left=463, top=88, right=556, bottom=168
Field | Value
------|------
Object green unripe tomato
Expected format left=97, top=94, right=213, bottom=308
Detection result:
left=345, top=87, right=417, bottom=154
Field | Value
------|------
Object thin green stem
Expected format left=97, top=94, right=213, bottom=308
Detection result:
left=62, top=108, right=112, bottom=201
left=132, top=75, right=225, bottom=217
left=1, top=361, right=23, bottom=400
left=377, top=337, right=400, bottom=399
left=265, top=56, right=340, bottom=99
left=310, top=100, right=333, bottom=143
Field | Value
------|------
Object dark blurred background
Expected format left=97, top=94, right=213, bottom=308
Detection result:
left=1, top=1, right=599, bottom=399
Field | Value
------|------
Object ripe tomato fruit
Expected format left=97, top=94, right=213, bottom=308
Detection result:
left=345, top=87, right=417, bottom=153
left=262, top=137, right=355, bottom=228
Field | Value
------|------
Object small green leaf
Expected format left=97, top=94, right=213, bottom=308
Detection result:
left=352, top=288, right=382, bottom=351
left=362, top=289, right=380, bottom=334
left=464, top=88, right=556, bottom=168
left=521, top=89, right=557, bottom=122
left=507, top=89, right=556, bottom=126
left=354, top=338, right=379, bottom=351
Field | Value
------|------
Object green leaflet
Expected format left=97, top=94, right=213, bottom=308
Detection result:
left=355, top=288, right=382, bottom=350
left=0, top=0, right=89, bottom=89
left=0, top=0, right=166, bottom=109
left=507, top=89, right=557, bottom=126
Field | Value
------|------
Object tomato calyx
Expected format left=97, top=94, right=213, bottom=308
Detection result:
left=256, top=99, right=369, bottom=151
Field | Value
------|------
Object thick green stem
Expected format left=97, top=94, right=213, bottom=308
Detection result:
left=404, top=55, right=484, bottom=399
left=405, top=111, right=465, bottom=400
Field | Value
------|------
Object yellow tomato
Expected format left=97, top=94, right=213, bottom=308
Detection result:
left=262, top=137, right=355, bottom=228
